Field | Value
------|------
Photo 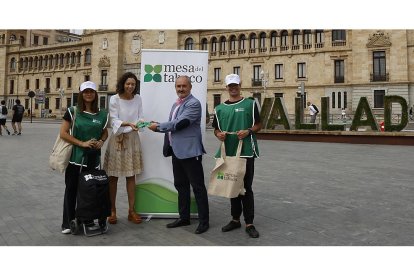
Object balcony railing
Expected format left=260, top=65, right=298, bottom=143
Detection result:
left=99, top=85, right=108, bottom=91
left=315, top=43, right=324, bottom=48
left=334, top=76, right=344, bottom=83
left=303, top=44, right=312, bottom=50
left=370, top=73, right=389, bottom=82
left=251, top=79, right=262, bottom=86
left=332, top=40, right=346, bottom=47
left=280, top=45, right=289, bottom=51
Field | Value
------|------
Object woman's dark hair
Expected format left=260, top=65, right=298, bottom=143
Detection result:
left=77, top=90, right=99, bottom=113
left=116, top=72, right=140, bottom=95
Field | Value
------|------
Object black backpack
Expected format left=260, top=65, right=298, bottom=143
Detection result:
left=312, top=104, right=319, bottom=114
left=1, top=106, right=7, bottom=115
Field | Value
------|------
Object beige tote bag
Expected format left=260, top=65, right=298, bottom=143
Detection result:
left=208, top=140, right=246, bottom=198
left=49, top=107, right=76, bottom=173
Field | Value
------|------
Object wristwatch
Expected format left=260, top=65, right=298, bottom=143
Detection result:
left=248, top=128, right=253, bottom=135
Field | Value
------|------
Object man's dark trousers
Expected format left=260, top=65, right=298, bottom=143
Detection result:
left=171, top=152, right=209, bottom=224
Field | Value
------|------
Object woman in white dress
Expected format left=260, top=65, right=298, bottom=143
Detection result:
left=103, top=72, right=144, bottom=224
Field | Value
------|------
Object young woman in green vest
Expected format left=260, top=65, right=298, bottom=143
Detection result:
left=60, top=81, right=109, bottom=234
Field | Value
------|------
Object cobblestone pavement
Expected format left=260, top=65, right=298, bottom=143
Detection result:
left=0, top=121, right=414, bottom=275
left=0, top=121, right=413, bottom=247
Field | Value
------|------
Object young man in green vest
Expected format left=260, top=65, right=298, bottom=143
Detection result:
left=212, top=74, right=262, bottom=238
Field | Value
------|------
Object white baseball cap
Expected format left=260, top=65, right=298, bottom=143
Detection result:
left=80, top=81, right=97, bottom=92
left=225, top=74, right=241, bottom=85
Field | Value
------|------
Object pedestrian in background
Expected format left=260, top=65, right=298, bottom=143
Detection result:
left=0, top=100, right=11, bottom=136
left=148, top=75, right=210, bottom=234
left=212, top=73, right=261, bottom=238
left=60, top=81, right=109, bottom=234
left=103, top=72, right=145, bottom=225
left=307, top=101, right=318, bottom=123
left=11, top=99, right=25, bottom=135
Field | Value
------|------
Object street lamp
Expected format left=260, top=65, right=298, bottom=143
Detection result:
left=260, top=70, right=268, bottom=95
left=297, top=82, right=305, bottom=122
left=59, top=88, right=65, bottom=118
left=28, top=90, right=35, bottom=123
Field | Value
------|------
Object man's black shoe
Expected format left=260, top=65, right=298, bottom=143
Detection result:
left=195, top=223, right=209, bottom=234
left=221, top=220, right=241, bottom=232
left=245, top=225, right=259, bottom=238
left=166, top=219, right=190, bottom=228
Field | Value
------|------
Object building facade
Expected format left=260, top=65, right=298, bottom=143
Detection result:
left=1, top=29, right=413, bottom=118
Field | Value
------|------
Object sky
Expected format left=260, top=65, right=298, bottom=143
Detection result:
left=2, top=0, right=413, bottom=30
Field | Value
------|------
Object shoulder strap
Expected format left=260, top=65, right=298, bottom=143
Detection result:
left=70, top=107, right=76, bottom=135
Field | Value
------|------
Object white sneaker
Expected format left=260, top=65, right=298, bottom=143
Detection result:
left=61, top=228, right=71, bottom=234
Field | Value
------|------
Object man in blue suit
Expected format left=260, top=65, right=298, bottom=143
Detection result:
left=148, top=75, right=209, bottom=234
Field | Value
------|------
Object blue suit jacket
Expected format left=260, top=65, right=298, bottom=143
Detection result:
left=158, top=94, right=206, bottom=159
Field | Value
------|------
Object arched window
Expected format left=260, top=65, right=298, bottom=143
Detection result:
left=39, top=56, right=43, bottom=68
left=60, top=54, right=64, bottom=66
left=259, top=32, right=266, bottom=49
left=77, top=51, right=81, bottom=64
left=229, top=35, right=237, bottom=52
left=34, top=57, right=38, bottom=68
left=270, top=31, right=277, bottom=50
left=280, top=30, right=289, bottom=51
left=239, top=34, right=246, bottom=50
left=219, top=36, right=226, bottom=52
left=44, top=56, right=48, bottom=67
left=50, top=55, right=54, bottom=68
left=29, top=57, right=33, bottom=69
left=185, top=37, right=193, bottom=50
left=84, top=49, right=91, bottom=64
left=331, top=92, right=336, bottom=108
left=249, top=33, right=257, bottom=50
left=292, top=30, right=300, bottom=48
left=315, top=30, right=324, bottom=48
left=201, top=38, right=208, bottom=50
left=71, top=52, right=76, bottom=65
left=19, top=58, right=23, bottom=70
left=303, top=29, right=312, bottom=45
left=10, top=57, right=16, bottom=70
left=280, top=30, right=288, bottom=46
left=211, top=37, right=218, bottom=52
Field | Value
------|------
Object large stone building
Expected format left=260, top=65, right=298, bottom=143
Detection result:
left=1, top=29, right=413, bottom=118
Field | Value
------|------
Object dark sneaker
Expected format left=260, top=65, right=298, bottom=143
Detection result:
left=245, top=225, right=259, bottom=238
left=221, top=220, right=241, bottom=232
left=17, top=133, right=21, bottom=136
left=7, top=130, right=10, bottom=135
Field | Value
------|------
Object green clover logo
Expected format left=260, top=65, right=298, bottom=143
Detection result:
left=144, top=64, right=162, bottom=82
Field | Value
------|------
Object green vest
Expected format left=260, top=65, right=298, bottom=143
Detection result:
left=69, top=107, right=108, bottom=166
left=214, top=98, right=259, bottom=158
